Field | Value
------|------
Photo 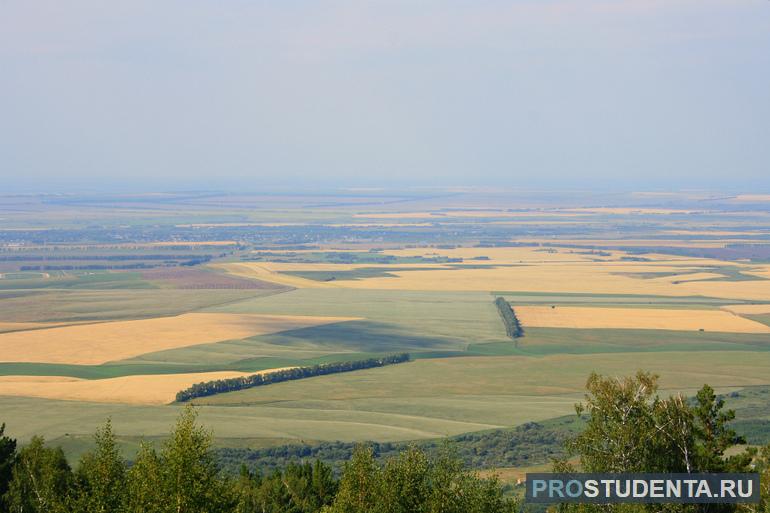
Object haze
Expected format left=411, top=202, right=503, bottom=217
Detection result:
left=1, top=0, right=769, bottom=192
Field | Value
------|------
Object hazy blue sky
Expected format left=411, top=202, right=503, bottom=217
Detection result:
left=1, top=0, right=769, bottom=192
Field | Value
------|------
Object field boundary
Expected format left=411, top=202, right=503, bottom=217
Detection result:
left=495, top=297, right=523, bottom=339
left=176, top=353, right=411, bottom=402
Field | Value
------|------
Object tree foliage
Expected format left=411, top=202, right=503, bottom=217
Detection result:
left=324, top=445, right=518, bottom=513
left=494, top=297, right=523, bottom=339
left=0, top=422, right=16, bottom=509
left=71, top=419, right=127, bottom=513
left=176, top=353, right=411, bottom=402
left=5, top=436, right=73, bottom=513
left=559, top=371, right=756, bottom=513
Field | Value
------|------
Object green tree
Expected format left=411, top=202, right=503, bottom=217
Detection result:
left=72, top=419, right=127, bottom=512
left=379, top=445, right=430, bottom=513
left=0, top=422, right=17, bottom=508
left=125, top=442, right=166, bottom=513
left=325, top=446, right=380, bottom=513
left=693, top=385, right=749, bottom=472
left=310, top=459, right=338, bottom=509
left=325, top=445, right=517, bottom=513
left=232, top=465, right=262, bottom=513
left=426, top=446, right=515, bottom=513
left=740, top=443, right=770, bottom=513
left=559, top=373, right=752, bottom=513
left=161, top=405, right=233, bottom=513
left=568, top=371, right=662, bottom=472
left=5, top=436, right=73, bottom=513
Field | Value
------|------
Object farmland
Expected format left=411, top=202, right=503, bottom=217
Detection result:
left=0, top=313, right=358, bottom=365
left=2, top=189, right=770, bottom=472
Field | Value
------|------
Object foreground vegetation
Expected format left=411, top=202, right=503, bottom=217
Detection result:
left=3, top=371, right=770, bottom=512
left=555, top=372, right=770, bottom=513
left=215, top=419, right=572, bottom=475
left=0, top=409, right=515, bottom=513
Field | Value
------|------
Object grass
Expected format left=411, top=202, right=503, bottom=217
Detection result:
left=721, top=385, right=770, bottom=444
left=0, top=394, right=498, bottom=445
left=512, top=327, right=770, bottom=354
left=126, top=319, right=469, bottom=367
left=282, top=266, right=448, bottom=282
left=746, top=314, right=770, bottom=328
left=207, top=288, right=508, bottom=344
left=4, top=351, right=765, bottom=447
left=188, top=352, right=769, bottom=429
left=0, top=271, right=156, bottom=290
left=0, top=288, right=269, bottom=323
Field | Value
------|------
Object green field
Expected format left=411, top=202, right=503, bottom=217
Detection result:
left=2, top=351, right=768, bottom=448
left=3, top=191, right=770, bottom=471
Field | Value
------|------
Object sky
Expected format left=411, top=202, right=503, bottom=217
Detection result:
left=1, top=0, right=769, bottom=193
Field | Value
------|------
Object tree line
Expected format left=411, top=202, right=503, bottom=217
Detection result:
left=0, top=409, right=515, bottom=513
left=176, top=353, right=411, bottom=402
left=216, top=420, right=569, bottom=476
left=494, top=297, right=523, bottom=338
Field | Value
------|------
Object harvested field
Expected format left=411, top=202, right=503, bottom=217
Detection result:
left=515, top=306, right=770, bottom=333
left=0, top=313, right=358, bottom=365
left=0, top=368, right=295, bottom=405
left=263, top=247, right=770, bottom=301
left=140, top=268, right=286, bottom=290
left=382, top=246, right=600, bottom=263
left=213, top=263, right=330, bottom=288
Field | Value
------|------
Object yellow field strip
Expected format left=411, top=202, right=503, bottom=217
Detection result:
left=220, top=246, right=770, bottom=300
left=515, top=306, right=770, bottom=333
left=0, top=368, right=295, bottom=405
left=212, top=262, right=329, bottom=288
left=0, top=313, right=358, bottom=365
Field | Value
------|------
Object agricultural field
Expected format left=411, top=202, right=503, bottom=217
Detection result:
left=2, top=189, right=770, bottom=473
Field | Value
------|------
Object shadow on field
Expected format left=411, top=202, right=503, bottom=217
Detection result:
left=251, top=320, right=465, bottom=353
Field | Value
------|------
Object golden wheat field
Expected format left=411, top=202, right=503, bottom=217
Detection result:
left=0, top=367, right=295, bottom=405
left=721, top=304, right=770, bottom=315
left=513, top=238, right=753, bottom=249
left=330, top=263, right=770, bottom=300
left=0, top=313, right=357, bottom=365
left=213, top=262, right=331, bottom=288
left=514, top=306, right=770, bottom=333
left=218, top=246, right=770, bottom=300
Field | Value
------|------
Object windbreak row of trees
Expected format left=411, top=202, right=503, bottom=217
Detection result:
left=494, top=297, right=523, bottom=338
left=0, top=409, right=516, bottom=513
left=176, top=353, right=411, bottom=402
